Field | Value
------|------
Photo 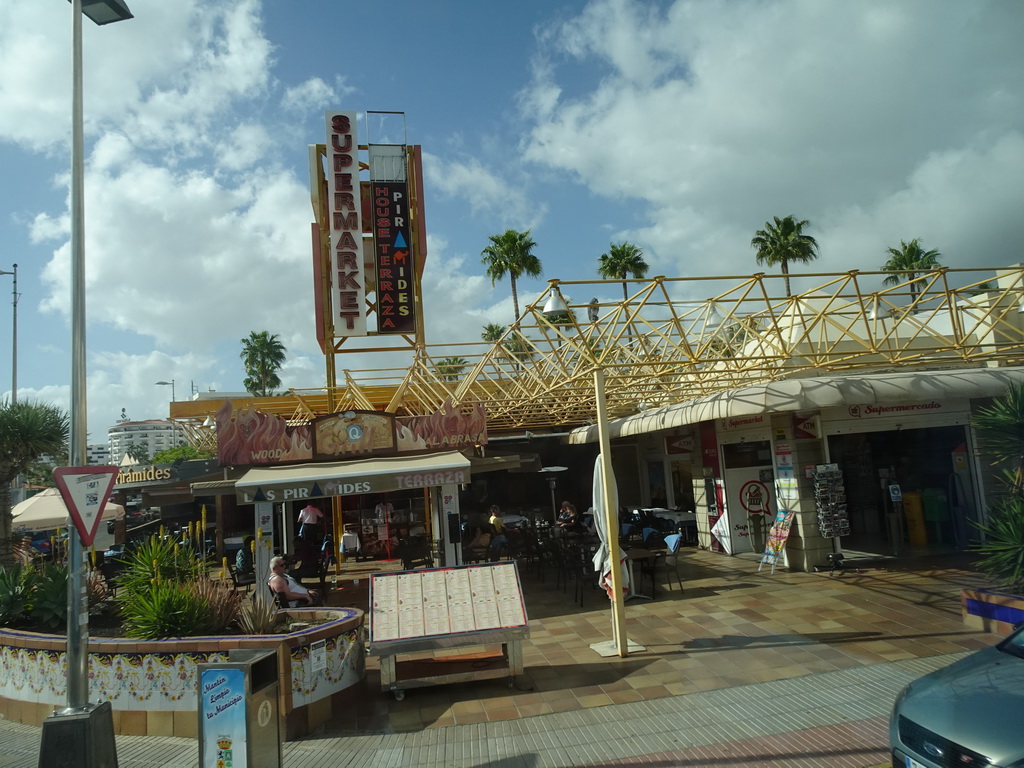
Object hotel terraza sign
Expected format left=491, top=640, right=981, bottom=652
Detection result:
left=215, top=399, right=488, bottom=468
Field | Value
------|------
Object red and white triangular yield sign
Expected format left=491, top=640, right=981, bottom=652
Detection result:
left=52, top=466, right=119, bottom=548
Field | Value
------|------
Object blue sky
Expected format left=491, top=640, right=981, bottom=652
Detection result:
left=1, top=0, right=1023, bottom=441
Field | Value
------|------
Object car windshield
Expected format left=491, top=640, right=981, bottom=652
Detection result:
left=1000, top=627, right=1024, bottom=658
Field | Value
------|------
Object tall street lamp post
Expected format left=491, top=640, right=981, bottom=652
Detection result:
left=40, top=3, right=134, bottom=767
left=0, top=264, right=16, bottom=402
left=155, top=378, right=176, bottom=401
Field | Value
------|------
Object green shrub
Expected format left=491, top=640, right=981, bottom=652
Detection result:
left=120, top=578, right=215, bottom=639
left=27, top=564, right=67, bottom=630
left=0, top=565, right=33, bottom=626
left=973, top=497, right=1024, bottom=593
left=235, top=596, right=283, bottom=635
left=972, top=383, right=1024, bottom=591
left=115, top=535, right=207, bottom=596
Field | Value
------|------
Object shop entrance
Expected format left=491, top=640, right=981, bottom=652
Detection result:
left=827, top=425, right=979, bottom=556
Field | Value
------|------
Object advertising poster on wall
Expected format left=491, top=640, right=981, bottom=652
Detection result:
left=200, top=666, right=247, bottom=768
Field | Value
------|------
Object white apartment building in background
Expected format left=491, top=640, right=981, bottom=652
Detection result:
left=108, top=420, right=187, bottom=465
left=86, top=443, right=111, bottom=466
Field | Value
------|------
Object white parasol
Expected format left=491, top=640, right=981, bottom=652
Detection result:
left=12, top=487, right=124, bottom=533
left=591, top=453, right=625, bottom=599
left=589, top=453, right=644, bottom=656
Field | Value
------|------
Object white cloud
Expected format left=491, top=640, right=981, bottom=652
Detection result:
left=421, top=152, right=546, bottom=232
left=281, top=77, right=343, bottom=113
left=522, top=0, right=1024, bottom=276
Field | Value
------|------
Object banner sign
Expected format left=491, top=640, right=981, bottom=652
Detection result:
left=759, top=508, right=797, bottom=573
left=372, top=181, right=416, bottom=333
left=325, top=110, right=366, bottom=337
left=217, top=399, right=488, bottom=467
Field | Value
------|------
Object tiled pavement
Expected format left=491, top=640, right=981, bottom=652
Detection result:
left=0, top=547, right=999, bottom=767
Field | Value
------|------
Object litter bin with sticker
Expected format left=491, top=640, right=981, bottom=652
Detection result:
left=197, top=649, right=281, bottom=768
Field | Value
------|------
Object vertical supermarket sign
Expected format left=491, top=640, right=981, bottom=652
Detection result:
left=325, top=110, right=366, bottom=336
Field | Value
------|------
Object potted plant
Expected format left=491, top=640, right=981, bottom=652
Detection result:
left=961, top=383, right=1024, bottom=634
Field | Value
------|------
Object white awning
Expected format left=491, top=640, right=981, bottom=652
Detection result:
left=234, top=450, right=471, bottom=504
left=569, top=366, right=1024, bottom=444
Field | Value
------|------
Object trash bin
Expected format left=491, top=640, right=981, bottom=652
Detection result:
left=197, top=649, right=282, bottom=768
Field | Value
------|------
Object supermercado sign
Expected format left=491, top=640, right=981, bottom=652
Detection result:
left=236, top=468, right=469, bottom=504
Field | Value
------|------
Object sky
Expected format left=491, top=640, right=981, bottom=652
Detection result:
left=1, top=0, right=1023, bottom=443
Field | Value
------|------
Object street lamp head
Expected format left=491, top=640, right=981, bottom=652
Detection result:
left=72, top=0, right=134, bottom=25
left=542, top=291, right=570, bottom=318
left=155, top=380, right=172, bottom=386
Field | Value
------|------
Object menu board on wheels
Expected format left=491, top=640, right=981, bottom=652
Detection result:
left=368, top=562, right=528, bottom=644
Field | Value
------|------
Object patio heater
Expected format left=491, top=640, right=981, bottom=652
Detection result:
left=539, top=466, right=567, bottom=523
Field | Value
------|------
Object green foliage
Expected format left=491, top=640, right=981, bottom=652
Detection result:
left=880, top=238, right=941, bottom=300
left=436, top=356, right=468, bottom=382
left=27, top=564, right=67, bottom=630
left=0, top=565, right=32, bottom=626
left=973, top=497, right=1024, bottom=593
left=481, top=229, right=542, bottom=322
left=151, top=444, right=215, bottom=464
left=971, top=383, right=1024, bottom=591
left=750, top=215, right=819, bottom=297
left=240, top=330, right=287, bottom=397
left=0, top=562, right=68, bottom=630
left=235, top=596, right=284, bottom=635
left=193, top=579, right=242, bottom=634
left=115, top=534, right=208, bottom=596
left=0, top=399, right=70, bottom=563
left=119, top=578, right=216, bottom=640
left=112, top=533, right=239, bottom=639
left=124, top=444, right=151, bottom=464
left=597, top=241, right=649, bottom=301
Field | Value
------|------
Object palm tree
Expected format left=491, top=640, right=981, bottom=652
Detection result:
left=0, top=399, right=69, bottom=567
left=750, top=215, right=820, bottom=296
left=436, top=356, right=468, bottom=382
left=481, top=229, right=542, bottom=324
left=881, top=239, right=942, bottom=301
left=240, top=331, right=287, bottom=397
left=597, top=241, right=649, bottom=301
left=481, top=323, right=507, bottom=343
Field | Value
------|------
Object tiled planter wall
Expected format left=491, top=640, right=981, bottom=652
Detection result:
left=0, top=607, right=365, bottom=740
left=961, top=587, right=1024, bottom=636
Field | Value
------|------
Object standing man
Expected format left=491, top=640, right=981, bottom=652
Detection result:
left=297, top=502, right=324, bottom=541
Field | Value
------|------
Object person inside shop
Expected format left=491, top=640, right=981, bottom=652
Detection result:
left=556, top=500, right=585, bottom=535
left=288, top=535, right=322, bottom=583
left=268, top=556, right=321, bottom=607
left=297, top=502, right=324, bottom=540
left=488, top=505, right=508, bottom=556
left=235, top=536, right=255, bottom=576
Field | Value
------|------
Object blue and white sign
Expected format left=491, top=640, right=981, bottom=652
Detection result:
left=200, top=667, right=247, bottom=768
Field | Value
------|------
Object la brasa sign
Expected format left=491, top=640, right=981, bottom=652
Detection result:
left=52, top=466, right=119, bottom=547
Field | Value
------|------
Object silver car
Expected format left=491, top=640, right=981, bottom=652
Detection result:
left=890, top=624, right=1024, bottom=767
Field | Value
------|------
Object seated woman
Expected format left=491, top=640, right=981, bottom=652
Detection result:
left=267, top=556, right=321, bottom=607
left=556, top=501, right=586, bottom=535
left=235, top=536, right=255, bottom=576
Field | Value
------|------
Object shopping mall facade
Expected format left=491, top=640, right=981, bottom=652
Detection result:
left=154, top=117, right=1024, bottom=573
